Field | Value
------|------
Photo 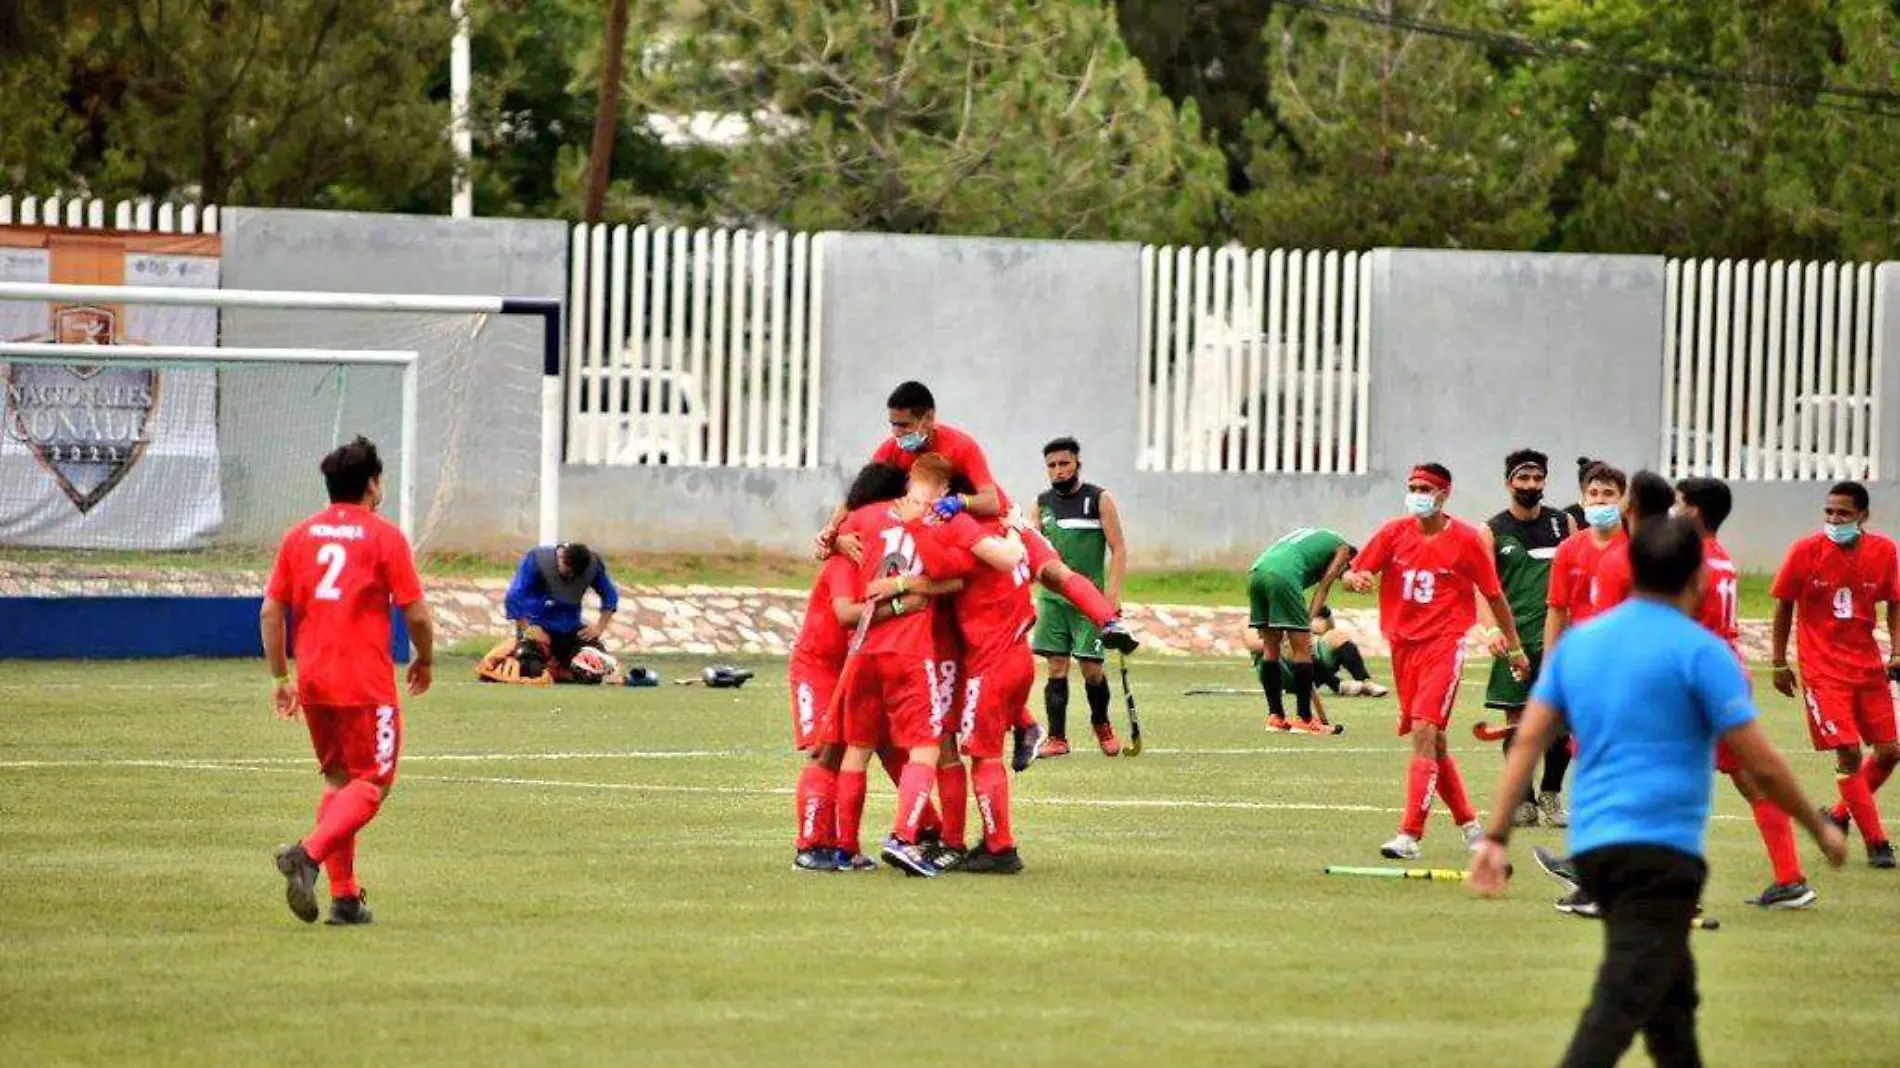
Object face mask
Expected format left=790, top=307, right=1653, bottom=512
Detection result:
left=1052, top=475, right=1080, bottom=495
left=1511, top=487, right=1543, bottom=509
left=896, top=430, right=928, bottom=453
left=1404, top=492, right=1439, bottom=518
left=1824, top=521, right=1861, bottom=545
left=1584, top=504, right=1621, bottom=531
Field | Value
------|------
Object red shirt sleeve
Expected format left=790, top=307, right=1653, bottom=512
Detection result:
left=871, top=438, right=899, bottom=465
left=1547, top=539, right=1574, bottom=609
left=265, top=529, right=298, bottom=604
left=1355, top=522, right=1392, bottom=574
left=381, top=526, right=424, bottom=608
left=821, top=554, right=859, bottom=601
left=1463, top=526, right=1504, bottom=600
left=1769, top=541, right=1806, bottom=602
left=1881, top=540, right=1900, bottom=602
left=936, top=513, right=985, bottom=551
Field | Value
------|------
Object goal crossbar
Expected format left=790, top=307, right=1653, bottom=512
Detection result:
left=1, top=342, right=422, bottom=540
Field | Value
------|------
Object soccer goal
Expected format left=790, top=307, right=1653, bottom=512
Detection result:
left=0, top=280, right=561, bottom=657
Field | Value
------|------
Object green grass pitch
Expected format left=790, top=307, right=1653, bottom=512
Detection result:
left=4, top=655, right=1896, bottom=1066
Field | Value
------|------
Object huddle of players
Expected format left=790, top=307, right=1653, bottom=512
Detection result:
left=786, top=383, right=1135, bottom=876
left=1345, top=449, right=1900, bottom=912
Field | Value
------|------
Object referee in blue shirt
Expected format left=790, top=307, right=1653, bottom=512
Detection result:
left=1472, top=516, right=1846, bottom=1068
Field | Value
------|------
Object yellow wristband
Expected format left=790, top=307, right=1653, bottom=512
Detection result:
left=896, top=577, right=908, bottom=595
left=1507, top=648, right=1525, bottom=658
left=272, top=674, right=291, bottom=687
left=891, top=599, right=905, bottom=616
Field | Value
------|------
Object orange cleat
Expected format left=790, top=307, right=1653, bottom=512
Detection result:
left=1266, top=714, right=1292, bottom=732
left=1036, top=736, right=1072, bottom=759
left=1094, top=722, right=1123, bottom=756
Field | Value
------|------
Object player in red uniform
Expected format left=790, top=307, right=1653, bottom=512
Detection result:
left=1343, top=463, right=1531, bottom=860
left=1544, top=464, right=1627, bottom=648
left=1770, top=480, right=1900, bottom=869
left=262, top=437, right=434, bottom=926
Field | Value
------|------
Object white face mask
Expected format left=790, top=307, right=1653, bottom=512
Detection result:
left=1824, top=520, right=1861, bottom=545
left=1585, top=504, right=1622, bottom=531
left=1404, top=492, right=1439, bottom=518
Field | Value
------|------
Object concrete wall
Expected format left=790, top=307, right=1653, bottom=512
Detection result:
left=218, top=209, right=567, bottom=551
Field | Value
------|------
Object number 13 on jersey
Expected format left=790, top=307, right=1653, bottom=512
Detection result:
left=1401, top=569, right=1437, bottom=604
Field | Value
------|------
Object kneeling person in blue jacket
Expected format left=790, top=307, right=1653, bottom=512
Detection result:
left=504, top=542, right=619, bottom=679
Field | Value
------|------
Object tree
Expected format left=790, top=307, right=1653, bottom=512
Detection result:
left=634, top=0, right=1227, bottom=242
left=1235, top=1, right=1572, bottom=250
left=1115, top=0, right=1281, bottom=193
left=581, top=0, right=632, bottom=222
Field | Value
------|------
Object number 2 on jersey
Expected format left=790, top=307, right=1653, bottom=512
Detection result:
left=1401, top=569, right=1436, bottom=604
left=315, top=543, right=348, bottom=601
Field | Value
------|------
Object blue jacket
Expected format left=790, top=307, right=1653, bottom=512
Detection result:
left=504, top=547, right=619, bottom=635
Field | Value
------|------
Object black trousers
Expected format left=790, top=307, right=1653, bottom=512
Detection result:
left=1559, top=845, right=1708, bottom=1068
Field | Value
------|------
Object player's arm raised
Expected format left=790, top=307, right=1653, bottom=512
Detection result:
left=1101, top=491, right=1127, bottom=613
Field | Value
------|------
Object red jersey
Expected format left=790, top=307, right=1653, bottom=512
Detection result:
left=1591, top=541, right=1634, bottom=613
left=1549, top=530, right=1624, bottom=626
left=1771, top=530, right=1900, bottom=687
left=265, top=503, right=423, bottom=708
left=1692, top=536, right=1741, bottom=654
left=937, top=515, right=1036, bottom=663
left=1355, top=516, right=1501, bottom=644
left=842, top=502, right=957, bottom=658
left=793, top=555, right=860, bottom=668
left=870, top=423, right=1011, bottom=510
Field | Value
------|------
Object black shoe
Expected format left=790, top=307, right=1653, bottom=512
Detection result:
left=1531, top=845, right=1581, bottom=895
left=960, top=845, right=1024, bottom=874
left=1746, top=881, right=1817, bottom=909
left=1554, top=890, right=1600, bottom=919
left=1012, top=721, right=1047, bottom=774
left=793, top=848, right=836, bottom=872
left=274, top=843, right=320, bottom=924
left=1870, top=841, right=1896, bottom=869
left=326, top=892, right=374, bottom=926
left=1821, top=804, right=1851, bottom=835
left=880, top=835, right=938, bottom=878
left=924, top=843, right=967, bottom=872
left=1100, top=620, right=1140, bottom=656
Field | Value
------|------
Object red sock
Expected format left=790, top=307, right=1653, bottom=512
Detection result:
left=937, top=762, right=969, bottom=850
left=1839, top=771, right=1889, bottom=846
left=301, top=779, right=382, bottom=865
left=894, top=762, right=939, bottom=843
left=313, top=788, right=360, bottom=898
left=877, top=747, right=941, bottom=833
left=1402, top=756, right=1438, bottom=838
left=836, top=770, right=868, bottom=857
left=1058, top=572, right=1116, bottom=627
left=1750, top=797, right=1805, bottom=884
left=1436, top=756, right=1476, bottom=826
left=972, top=760, right=1014, bottom=851
left=1863, top=758, right=1895, bottom=797
left=795, top=765, right=838, bottom=850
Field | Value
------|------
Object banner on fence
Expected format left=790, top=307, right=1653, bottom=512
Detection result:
left=0, top=229, right=224, bottom=549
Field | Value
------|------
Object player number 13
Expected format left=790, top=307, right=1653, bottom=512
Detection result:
left=1401, top=569, right=1437, bottom=604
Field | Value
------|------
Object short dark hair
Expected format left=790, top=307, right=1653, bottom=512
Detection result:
left=558, top=542, right=594, bottom=575
left=1582, top=462, right=1627, bottom=494
left=1044, top=436, right=1080, bottom=457
left=1674, top=477, right=1733, bottom=534
left=886, top=381, right=935, bottom=414
left=321, top=436, right=383, bottom=503
left=845, top=462, right=908, bottom=510
left=1630, top=516, right=1706, bottom=597
left=1575, top=456, right=1597, bottom=487
left=1504, top=448, right=1548, bottom=478
left=1312, top=605, right=1333, bottom=620
left=1628, top=470, right=1675, bottom=520
left=1416, top=462, right=1452, bottom=484
left=1830, top=480, right=1870, bottom=512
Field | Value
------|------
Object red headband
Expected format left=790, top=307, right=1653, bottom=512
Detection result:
left=1409, top=466, right=1451, bottom=492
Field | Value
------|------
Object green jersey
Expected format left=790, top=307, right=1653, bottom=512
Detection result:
left=1037, top=483, right=1108, bottom=585
left=1484, top=507, right=1568, bottom=648
left=1251, top=527, right=1349, bottom=589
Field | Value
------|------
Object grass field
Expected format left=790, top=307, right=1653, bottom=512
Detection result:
left=5, top=654, right=1895, bottom=1067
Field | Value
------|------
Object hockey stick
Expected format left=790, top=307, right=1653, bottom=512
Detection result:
left=1471, top=719, right=1515, bottom=742
left=1118, top=650, right=1142, bottom=757
left=1323, top=864, right=1513, bottom=881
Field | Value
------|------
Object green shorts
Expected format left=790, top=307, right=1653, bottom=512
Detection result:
left=1483, top=647, right=1545, bottom=711
left=1247, top=567, right=1309, bottom=631
left=1032, top=595, right=1104, bottom=661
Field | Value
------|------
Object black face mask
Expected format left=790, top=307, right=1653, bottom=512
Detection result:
left=1052, top=475, right=1080, bottom=495
left=1512, top=487, right=1544, bottom=509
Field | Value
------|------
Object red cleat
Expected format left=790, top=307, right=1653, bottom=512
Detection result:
left=1036, top=736, right=1072, bottom=759
left=1094, top=722, right=1123, bottom=757
left=1266, top=714, right=1292, bottom=732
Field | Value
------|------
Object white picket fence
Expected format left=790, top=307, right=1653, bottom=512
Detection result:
left=1664, top=258, right=1888, bottom=482
left=0, top=194, right=219, bottom=234
left=1139, top=245, right=1370, bottom=474
left=565, top=223, right=825, bottom=467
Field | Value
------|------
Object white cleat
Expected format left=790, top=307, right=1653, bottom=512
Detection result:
left=1461, top=821, right=1485, bottom=852
left=1380, top=833, right=1422, bottom=860
left=1339, top=680, right=1368, bottom=697
left=1361, top=681, right=1389, bottom=698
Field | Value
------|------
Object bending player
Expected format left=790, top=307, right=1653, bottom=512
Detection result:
left=1246, top=527, right=1355, bottom=734
left=1343, top=463, right=1531, bottom=860
left=262, top=437, right=434, bottom=926
left=1770, top=480, right=1900, bottom=870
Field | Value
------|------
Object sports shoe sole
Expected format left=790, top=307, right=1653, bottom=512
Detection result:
left=1013, top=723, right=1047, bottom=773
left=1747, top=888, right=1817, bottom=910
left=274, top=845, right=320, bottom=924
left=880, top=842, right=938, bottom=879
left=1379, top=844, right=1421, bottom=861
left=1531, top=846, right=1581, bottom=895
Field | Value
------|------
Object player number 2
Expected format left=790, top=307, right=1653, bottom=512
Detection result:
left=1401, top=569, right=1436, bottom=604
left=315, top=543, right=347, bottom=601
left=1833, top=587, right=1854, bottom=619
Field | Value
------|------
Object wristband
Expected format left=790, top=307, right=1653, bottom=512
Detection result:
left=272, top=674, right=291, bottom=687
left=1507, top=648, right=1525, bottom=658
left=891, top=599, right=906, bottom=616
left=1484, top=627, right=1502, bottom=639
left=1772, top=661, right=1791, bottom=670
left=896, top=577, right=909, bottom=595
left=1483, top=829, right=1510, bottom=847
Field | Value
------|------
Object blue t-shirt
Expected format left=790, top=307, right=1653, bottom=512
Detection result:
left=1532, top=598, right=1758, bottom=859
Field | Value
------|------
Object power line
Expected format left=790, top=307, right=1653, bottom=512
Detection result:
left=1278, top=0, right=1900, bottom=118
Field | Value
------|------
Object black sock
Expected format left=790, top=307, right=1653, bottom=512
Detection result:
left=1044, top=677, right=1070, bottom=739
left=1335, top=641, right=1370, bottom=681
left=1258, top=658, right=1286, bottom=718
left=1541, top=730, right=1572, bottom=794
left=1084, top=677, right=1112, bottom=727
left=1290, top=661, right=1316, bottom=722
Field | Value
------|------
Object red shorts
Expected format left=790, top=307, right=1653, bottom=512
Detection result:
left=933, top=659, right=961, bottom=737
left=957, top=646, right=1035, bottom=760
left=788, top=652, right=844, bottom=751
left=843, top=652, right=946, bottom=750
left=1392, top=638, right=1465, bottom=735
left=1802, top=682, right=1898, bottom=750
left=305, top=704, right=403, bottom=789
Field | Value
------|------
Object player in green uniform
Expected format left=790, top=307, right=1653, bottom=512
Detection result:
left=1477, top=449, right=1577, bottom=827
left=1031, top=437, right=1129, bottom=758
left=1247, top=527, right=1356, bottom=733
